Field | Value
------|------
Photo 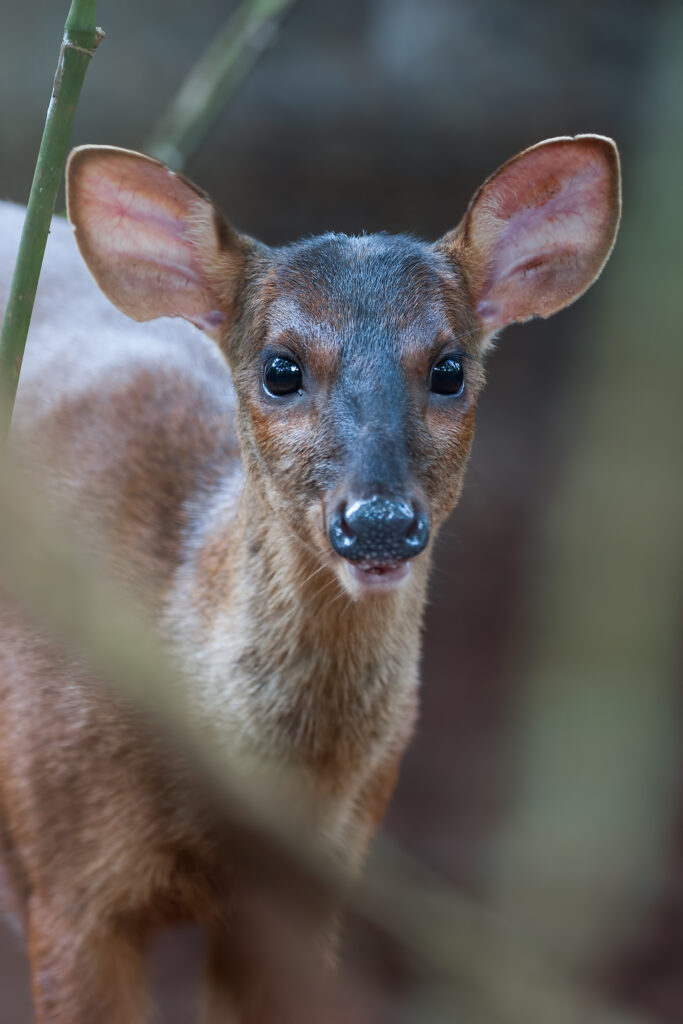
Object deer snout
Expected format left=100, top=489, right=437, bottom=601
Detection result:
left=328, top=496, right=429, bottom=564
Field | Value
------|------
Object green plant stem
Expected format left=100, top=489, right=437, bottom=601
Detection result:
left=0, top=0, right=103, bottom=444
left=145, top=0, right=299, bottom=170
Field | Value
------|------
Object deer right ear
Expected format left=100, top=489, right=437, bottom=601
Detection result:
left=66, top=146, right=248, bottom=337
left=437, top=135, right=621, bottom=338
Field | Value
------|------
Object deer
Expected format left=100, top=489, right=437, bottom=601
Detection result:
left=0, top=134, right=621, bottom=1023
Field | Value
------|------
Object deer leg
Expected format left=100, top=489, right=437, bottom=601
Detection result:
left=201, top=896, right=337, bottom=1024
left=200, top=929, right=242, bottom=1024
left=27, top=896, right=149, bottom=1024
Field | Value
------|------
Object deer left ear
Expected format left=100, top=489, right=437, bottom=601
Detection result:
left=66, top=145, right=252, bottom=338
left=437, top=135, right=621, bottom=336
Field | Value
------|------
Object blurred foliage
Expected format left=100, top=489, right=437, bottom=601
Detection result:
left=490, top=0, right=683, bottom=976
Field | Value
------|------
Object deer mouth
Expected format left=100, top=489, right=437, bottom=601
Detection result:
left=346, top=559, right=411, bottom=591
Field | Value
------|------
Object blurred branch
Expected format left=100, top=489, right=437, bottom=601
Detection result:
left=0, top=457, right=654, bottom=1024
left=145, top=0, right=300, bottom=170
left=490, top=4, right=683, bottom=973
left=0, top=0, right=103, bottom=444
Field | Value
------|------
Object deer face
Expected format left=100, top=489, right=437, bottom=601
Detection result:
left=228, top=232, right=485, bottom=594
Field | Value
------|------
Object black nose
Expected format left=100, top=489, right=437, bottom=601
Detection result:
left=329, top=496, right=430, bottom=563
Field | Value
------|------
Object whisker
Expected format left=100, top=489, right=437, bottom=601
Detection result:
left=299, top=561, right=330, bottom=589
left=325, top=587, right=354, bottom=613
left=313, top=574, right=344, bottom=603
left=453, top=326, right=486, bottom=346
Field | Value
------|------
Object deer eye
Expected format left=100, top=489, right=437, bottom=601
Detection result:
left=430, top=356, right=464, bottom=396
left=263, top=356, right=303, bottom=397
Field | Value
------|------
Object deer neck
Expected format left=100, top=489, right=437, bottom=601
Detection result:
left=169, top=473, right=428, bottom=787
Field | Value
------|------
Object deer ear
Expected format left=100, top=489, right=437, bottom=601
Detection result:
left=66, top=146, right=247, bottom=337
left=438, top=135, right=621, bottom=335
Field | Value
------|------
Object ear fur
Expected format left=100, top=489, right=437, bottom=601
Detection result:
left=66, top=146, right=249, bottom=337
left=438, top=135, right=621, bottom=336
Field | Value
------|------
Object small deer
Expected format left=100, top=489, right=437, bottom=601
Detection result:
left=0, top=135, right=620, bottom=1022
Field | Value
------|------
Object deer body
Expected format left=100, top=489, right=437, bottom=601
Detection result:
left=0, top=136, right=621, bottom=1022
left=0, top=203, right=422, bottom=1022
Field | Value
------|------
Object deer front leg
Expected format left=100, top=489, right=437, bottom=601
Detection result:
left=201, top=895, right=337, bottom=1024
left=27, top=896, right=149, bottom=1024
left=200, top=928, right=242, bottom=1024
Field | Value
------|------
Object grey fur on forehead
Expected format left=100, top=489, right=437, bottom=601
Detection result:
left=268, top=232, right=464, bottom=345
left=275, top=231, right=454, bottom=286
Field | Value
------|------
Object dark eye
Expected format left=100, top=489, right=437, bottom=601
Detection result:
left=430, top=356, right=464, bottom=396
left=263, top=356, right=303, bottom=397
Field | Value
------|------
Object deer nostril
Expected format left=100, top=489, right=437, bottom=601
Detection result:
left=339, top=511, right=355, bottom=541
left=329, top=505, right=356, bottom=554
left=405, top=509, right=430, bottom=551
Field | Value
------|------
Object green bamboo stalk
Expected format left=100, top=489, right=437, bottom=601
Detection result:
left=0, top=1, right=103, bottom=444
left=145, top=0, right=299, bottom=170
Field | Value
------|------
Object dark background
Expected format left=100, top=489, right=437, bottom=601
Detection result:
left=1, top=1, right=681, bottom=1021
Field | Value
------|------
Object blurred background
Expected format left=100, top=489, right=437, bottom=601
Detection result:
left=1, top=0, right=681, bottom=1020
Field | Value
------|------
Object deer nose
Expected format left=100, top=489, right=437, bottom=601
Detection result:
left=328, top=496, right=430, bottom=563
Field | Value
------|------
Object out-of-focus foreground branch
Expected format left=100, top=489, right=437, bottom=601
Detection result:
left=0, top=456, right=652, bottom=1024
left=489, top=2, right=683, bottom=976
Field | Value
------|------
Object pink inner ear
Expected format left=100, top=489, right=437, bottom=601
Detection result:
left=471, top=140, right=617, bottom=330
left=73, top=152, right=225, bottom=329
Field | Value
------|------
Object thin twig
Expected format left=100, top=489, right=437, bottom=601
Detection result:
left=145, top=0, right=300, bottom=170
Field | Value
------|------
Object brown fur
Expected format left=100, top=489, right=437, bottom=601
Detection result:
left=0, top=134, right=620, bottom=1022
